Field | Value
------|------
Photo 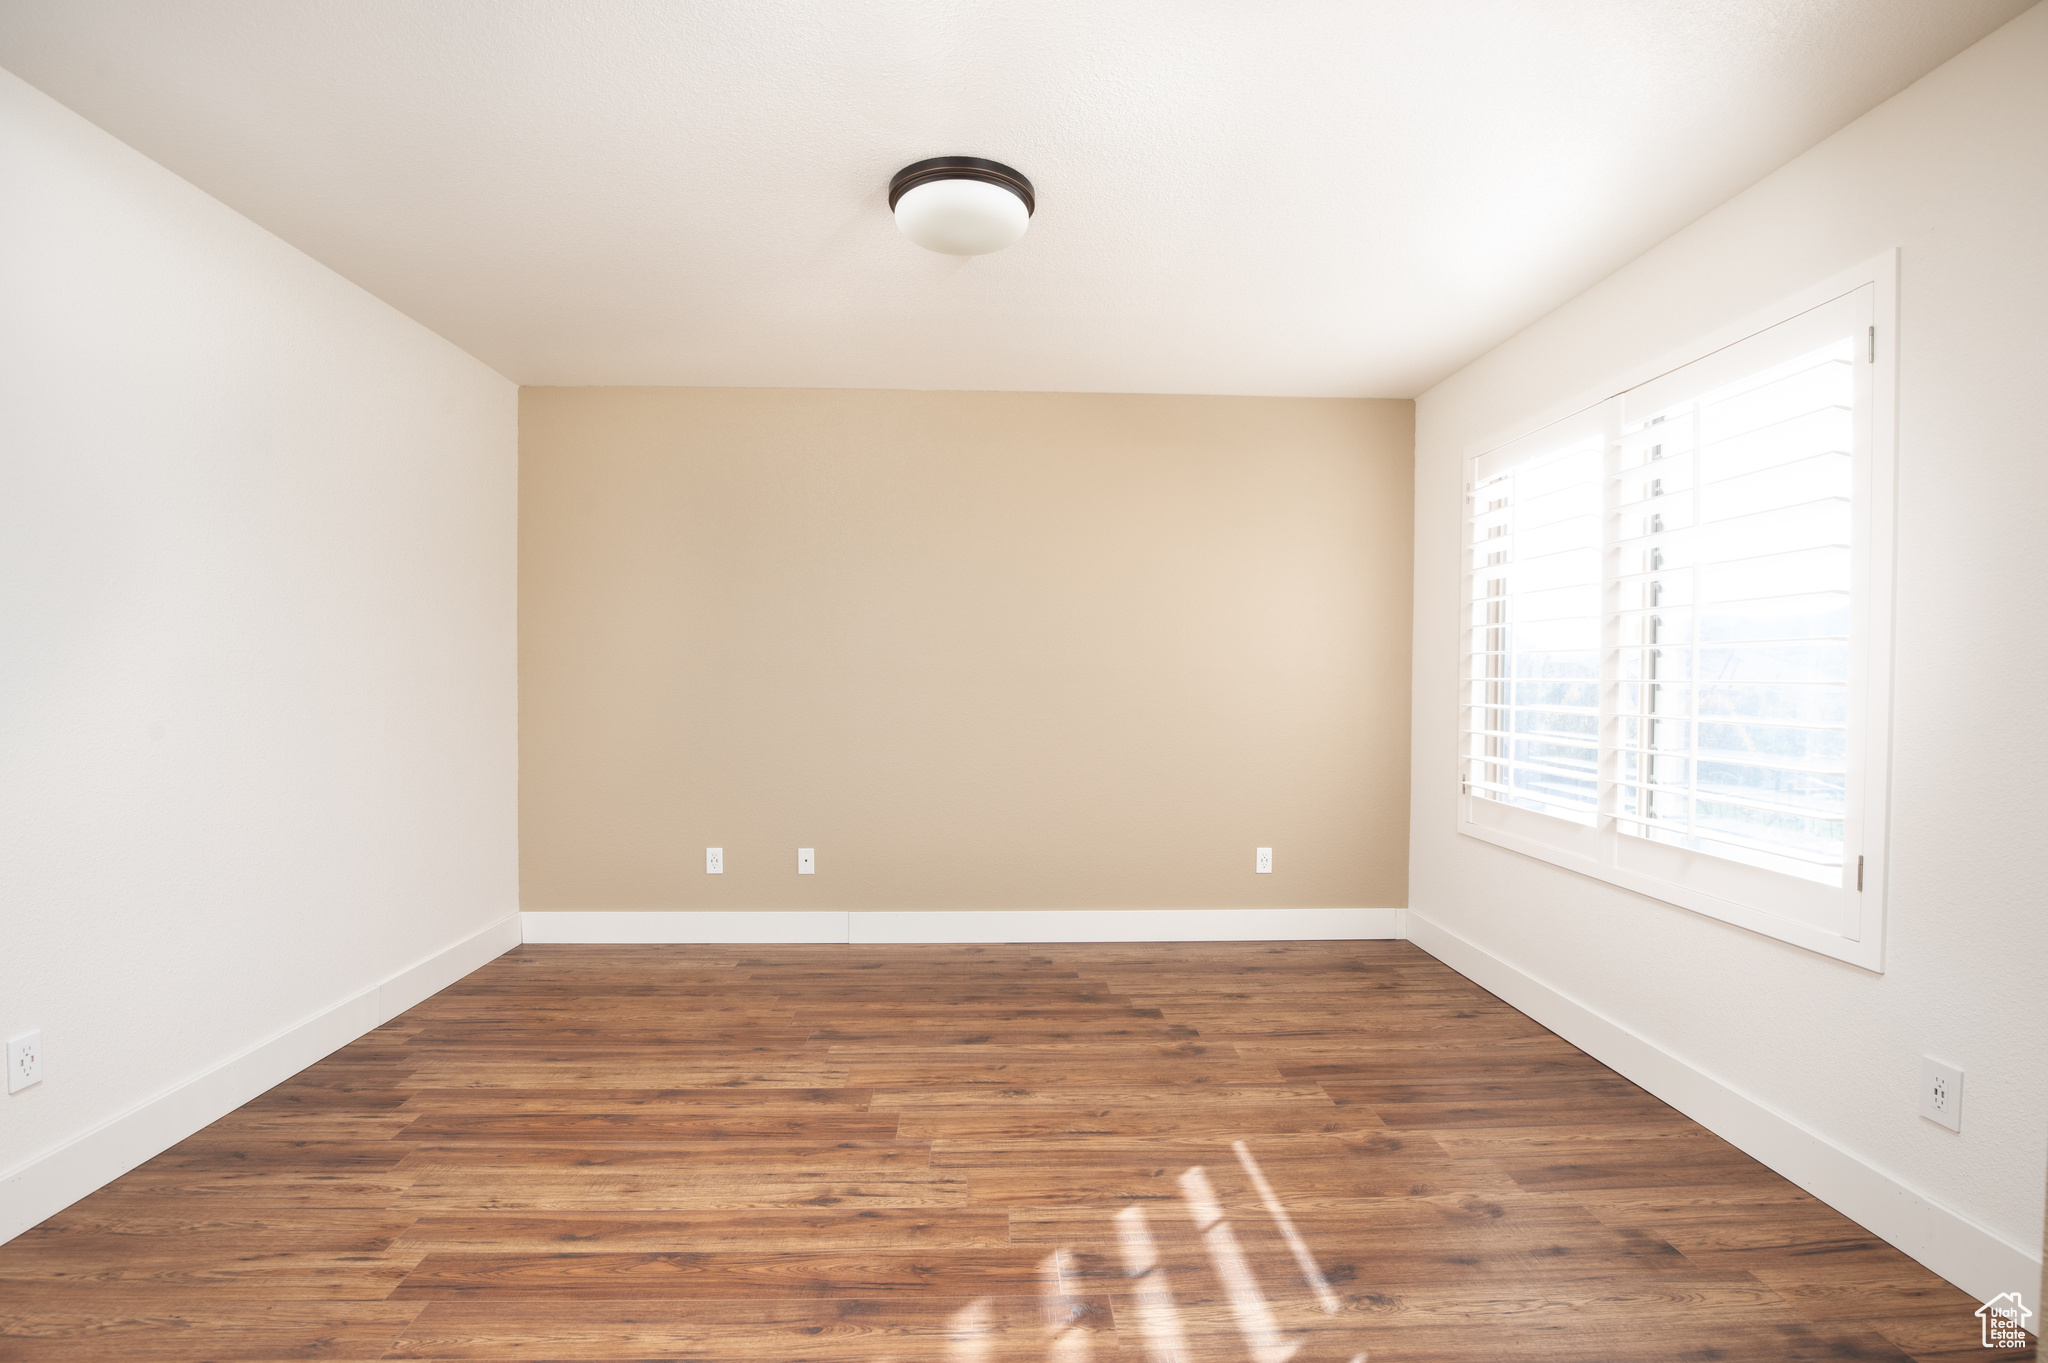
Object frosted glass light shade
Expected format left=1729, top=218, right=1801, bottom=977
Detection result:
left=893, top=178, right=1031, bottom=256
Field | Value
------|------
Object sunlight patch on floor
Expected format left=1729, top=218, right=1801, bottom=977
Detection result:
left=1117, top=1203, right=1195, bottom=1362
left=935, top=1145, right=1366, bottom=1363
left=1236, top=1139, right=1342, bottom=1314
left=1181, top=1164, right=1300, bottom=1363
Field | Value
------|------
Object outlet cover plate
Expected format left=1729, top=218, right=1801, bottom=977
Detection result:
left=797, top=848, right=815, bottom=875
left=706, top=847, right=723, bottom=874
left=7, top=1031, right=40, bottom=1093
left=1919, top=1056, right=1962, bottom=1132
left=1255, top=847, right=1273, bottom=874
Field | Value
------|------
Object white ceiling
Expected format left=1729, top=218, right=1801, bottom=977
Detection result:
left=0, top=1, right=2032, bottom=395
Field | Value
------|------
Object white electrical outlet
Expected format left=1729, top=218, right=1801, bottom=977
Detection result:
left=7, top=1032, right=41, bottom=1094
left=1256, top=847, right=1273, bottom=874
left=797, top=847, right=815, bottom=875
left=1919, top=1056, right=1962, bottom=1132
left=706, top=847, right=724, bottom=874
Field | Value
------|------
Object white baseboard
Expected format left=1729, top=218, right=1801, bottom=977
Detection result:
left=849, top=907, right=1405, bottom=943
left=1403, top=910, right=2041, bottom=1313
left=0, top=911, right=520, bottom=1245
left=519, top=907, right=1405, bottom=945
left=521, top=910, right=851, bottom=944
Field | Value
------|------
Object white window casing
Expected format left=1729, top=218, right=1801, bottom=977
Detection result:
left=1458, top=252, right=1898, bottom=971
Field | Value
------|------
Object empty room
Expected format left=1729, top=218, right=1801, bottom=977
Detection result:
left=1, top=2, right=2043, bottom=1359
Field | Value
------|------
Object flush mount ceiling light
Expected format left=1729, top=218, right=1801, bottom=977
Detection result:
left=889, top=157, right=1035, bottom=256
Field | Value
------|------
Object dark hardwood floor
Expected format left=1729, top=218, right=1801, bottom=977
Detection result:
left=0, top=941, right=2024, bottom=1361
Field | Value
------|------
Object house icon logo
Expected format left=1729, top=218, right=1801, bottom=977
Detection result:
left=1976, top=1291, right=2032, bottom=1349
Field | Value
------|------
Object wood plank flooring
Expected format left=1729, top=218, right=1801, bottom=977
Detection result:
left=0, top=941, right=2024, bottom=1361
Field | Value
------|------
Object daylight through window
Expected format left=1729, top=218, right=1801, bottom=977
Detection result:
left=1459, top=270, right=1895, bottom=967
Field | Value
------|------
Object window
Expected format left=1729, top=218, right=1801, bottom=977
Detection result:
left=1460, top=255, right=1896, bottom=969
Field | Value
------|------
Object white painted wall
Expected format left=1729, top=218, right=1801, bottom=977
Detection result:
left=0, top=67, right=518, bottom=1239
left=1411, top=2, right=2047, bottom=1297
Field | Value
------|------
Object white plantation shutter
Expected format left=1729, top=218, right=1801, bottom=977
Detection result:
left=1460, top=271, right=1894, bottom=969
left=1611, top=292, right=1866, bottom=884
left=1463, top=417, right=1605, bottom=824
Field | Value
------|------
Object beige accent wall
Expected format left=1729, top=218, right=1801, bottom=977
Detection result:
left=521, top=387, right=1412, bottom=911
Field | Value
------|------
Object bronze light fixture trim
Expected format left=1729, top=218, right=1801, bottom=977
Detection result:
left=888, top=156, right=1036, bottom=255
left=887, top=157, right=1036, bottom=216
